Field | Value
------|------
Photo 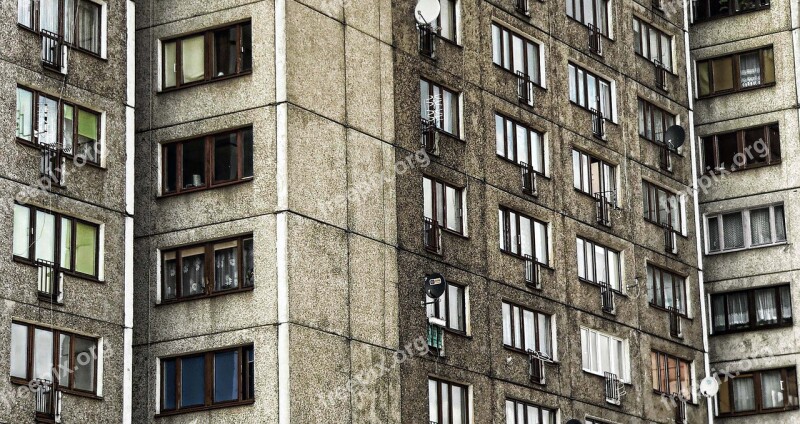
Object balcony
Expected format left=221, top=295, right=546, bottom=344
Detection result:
left=520, top=162, right=537, bottom=196
left=523, top=254, right=542, bottom=289
left=588, top=24, right=603, bottom=56
left=594, top=192, right=614, bottom=227
left=664, top=224, right=676, bottom=254
left=418, top=24, right=436, bottom=59
left=423, top=217, right=441, bottom=254
left=600, top=280, right=615, bottom=313
left=654, top=60, right=668, bottom=92
left=604, top=372, right=621, bottom=405
left=36, top=260, right=62, bottom=304
left=528, top=351, right=546, bottom=384
left=34, top=379, right=61, bottom=423
left=41, top=30, right=65, bottom=73
left=516, top=71, right=534, bottom=106
left=40, top=144, right=64, bottom=187
left=420, top=118, right=440, bottom=156
left=590, top=108, right=605, bottom=140
left=669, top=307, right=683, bottom=338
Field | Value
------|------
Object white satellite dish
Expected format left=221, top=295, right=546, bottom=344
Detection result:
left=414, top=0, right=441, bottom=25
left=699, top=376, right=719, bottom=398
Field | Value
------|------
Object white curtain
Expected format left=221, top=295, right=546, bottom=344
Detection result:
left=63, top=0, right=75, bottom=44
left=214, top=246, right=238, bottom=291
left=775, top=206, right=787, bottom=241
left=756, top=289, right=778, bottom=324
left=712, top=296, right=726, bottom=330
left=750, top=208, right=772, bottom=245
left=181, top=35, right=205, bottom=83
left=781, top=286, right=792, bottom=319
left=538, top=313, right=551, bottom=357
left=448, top=285, right=464, bottom=332
left=502, top=303, right=512, bottom=346
left=723, top=213, right=744, bottom=249
left=181, top=251, right=205, bottom=295
left=727, top=293, right=750, bottom=326
left=733, top=378, right=756, bottom=411
left=761, top=371, right=784, bottom=409
left=739, top=52, right=762, bottom=88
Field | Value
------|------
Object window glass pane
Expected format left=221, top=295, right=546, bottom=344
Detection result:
left=64, top=0, right=77, bottom=44
left=164, top=41, right=177, bottom=88
left=164, top=143, right=178, bottom=193
left=711, top=57, right=734, bottom=92
left=755, top=288, right=778, bottom=325
left=439, top=0, right=455, bottom=41
left=762, top=48, right=775, bottom=84
left=608, top=250, right=619, bottom=290
left=428, top=379, right=438, bottom=422
left=535, top=221, right=548, bottom=265
left=722, top=212, right=744, bottom=249
left=768, top=124, right=781, bottom=162
left=650, top=352, right=660, bottom=391
left=774, top=205, right=786, bottom=242
left=750, top=208, right=772, bottom=246
left=214, top=350, right=239, bottom=403
left=452, top=386, right=464, bottom=424
left=523, top=310, right=535, bottom=351
left=73, top=337, right=96, bottom=391
left=214, top=27, right=238, bottom=77
left=162, top=359, right=176, bottom=409
left=568, top=65, right=577, bottom=103
left=241, top=23, right=252, bottom=71
left=492, top=25, right=501, bottom=65
left=744, top=127, right=766, bottom=166
left=780, top=286, right=792, bottom=320
left=40, top=0, right=59, bottom=33
left=739, top=52, right=762, bottom=88
left=243, top=238, right=254, bottom=287
left=733, top=377, right=755, bottom=411
left=697, top=62, right=710, bottom=96
left=245, top=347, right=254, bottom=400
left=33, top=328, right=53, bottom=381
left=77, top=0, right=100, bottom=53
left=446, top=186, right=460, bottom=232
left=13, top=204, right=31, bottom=258
left=502, top=303, right=512, bottom=346
left=214, top=240, right=239, bottom=291
left=727, top=292, right=750, bottom=327
left=520, top=216, right=532, bottom=258
left=667, top=356, right=679, bottom=394
left=718, top=378, right=732, bottom=413
left=761, top=370, right=784, bottom=408
left=163, top=251, right=177, bottom=300
left=214, top=132, right=239, bottom=182
left=716, top=132, right=737, bottom=171
left=577, top=238, right=585, bottom=279
left=35, top=211, right=56, bottom=263
left=62, top=104, right=75, bottom=155
left=538, top=314, right=551, bottom=356
left=182, top=35, right=206, bottom=84
left=10, top=323, right=28, bottom=379
left=182, top=138, right=206, bottom=189
left=56, top=333, right=70, bottom=385
left=181, top=356, right=206, bottom=407
left=77, top=109, right=99, bottom=163
left=60, top=217, right=72, bottom=269
left=18, top=0, right=33, bottom=27
left=16, top=88, right=34, bottom=141
left=75, top=221, right=97, bottom=275
left=448, top=285, right=465, bottom=331
left=242, top=128, right=253, bottom=178
left=707, top=216, right=720, bottom=252
left=181, top=247, right=206, bottom=296
left=577, top=69, right=585, bottom=107
left=37, top=95, right=58, bottom=146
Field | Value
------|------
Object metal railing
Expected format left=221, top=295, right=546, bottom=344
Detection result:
left=669, top=307, right=683, bottom=338
left=420, top=118, right=440, bottom=155
left=520, top=162, right=537, bottom=196
left=655, top=60, right=668, bottom=92
left=516, top=0, right=531, bottom=15
left=524, top=254, right=541, bottom=289
left=34, top=379, right=61, bottom=422
left=516, top=71, right=534, bottom=106
left=418, top=24, right=436, bottom=58
left=423, top=217, right=441, bottom=254
left=675, top=395, right=687, bottom=424
left=41, top=30, right=64, bottom=71
left=604, top=372, right=621, bottom=405
left=600, top=280, right=615, bottom=313
left=594, top=192, right=613, bottom=227
left=588, top=24, right=603, bottom=56
left=40, top=143, right=64, bottom=187
left=529, top=352, right=546, bottom=384
left=659, top=139, right=673, bottom=171
left=664, top=224, right=676, bottom=253
left=36, top=260, right=61, bottom=303
left=590, top=108, right=605, bottom=140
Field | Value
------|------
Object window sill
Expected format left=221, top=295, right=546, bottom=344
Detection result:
left=651, top=389, right=697, bottom=405
left=569, top=101, right=618, bottom=126
left=696, top=82, right=776, bottom=100
left=503, top=345, right=558, bottom=364
left=435, top=34, right=462, bottom=49
left=582, top=369, right=630, bottom=385
left=492, top=64, right=546, bottom=91
left=158, top=178, right=254, bottom=199
left=566, top=17, right=614, bottom=42
left=634, top=53, right=677, bottom=76
left=648, top=303, right=691, bottom=320
left=156, top=399, right=255, bottom=418
left=705, top=241, right=788, bottom=256
left=710, top=322, right=793, bottom=336
left=574, top=188, right=620, bottom=208
left=17, top=24, right=106, bottom=61
left=159, top=71, right=253, bottom=94
left=644, top=218, right=686, bottom=239
left=496, top=156, right=549, bottom=179
left=692, top=6, right=772, bottom=25
left=578, top=278, right=625, bottom=296
left=703, top=160, right=781, bottom=175
left=13, top=257, right=102, bottom=283
left=717, top=405, right=799, bottom=419
left=16, top=138, right=105, bottom=170
left=10, top=378, right=102, bottom=400
left=157, top=285, right=255, bottom=306
left=499, top=249, right=552, bottom=270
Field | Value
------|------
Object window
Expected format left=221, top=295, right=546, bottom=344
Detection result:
left=437, top=0, right=458, bottom=43
left=491, top=23, right=542, bottom=85
left=706, top=204, right=786, bottom=253
left=13, top=204, right=100, bottom=278
left=502, top=302, right=553, bottom=358
left=566, top=0, right=610, bottom=36
left=711, top=285, right=792, bottom=333
left=16, top=86, right=102, bottom=164
left=162, top=127, right=254, bottom=195
left=696, top=47, right=775, bottom=97
left=651, top=351, right=692, bottom=399
left=426, top=282, right=467, bottom=333
left=10, top=322, right=98, bottom=393
left=161, top=235, right=254, bottom=302
left=505, top=399, right=556, bottom=424
left=576, top=237, right=621, bottom=292
left=637, top=99, right=676, bottom=143
left=420, top=79, right=460, bottom=136
left=428, top=378, right=469, bottom=424
left=694, top=0, right=770, bottom=21
left=161, top=345, right=255, bottom=413
left=702, top=123, right=780, bottom=172
left=633, top=18, right=672, bottom=71
left=568, top=63, right=613, bottom=119
left=495, top=113, right=545, bottom=173
left=718, top=367, right=798, bottom=416
left=18, top=0, right=103, bottom=55
left=423, top=176, right=465, bottom=235
left=647, top=264, right=687, bottom=315
left=572, top=149, right=616, bottom=204
left=162, top=21, right=253, bottom=89
left=642, top=181, right=682, bottom=231
left=580, top=327, right=629, bottom=382
left=498, top=207, right=549, bottom=265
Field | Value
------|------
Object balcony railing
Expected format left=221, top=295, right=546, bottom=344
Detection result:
left=520, top=162, right=537, bottom=196
left=523, top=254, right=541, bottom=289
left=594, top=192, right=614, bottom=227
left=423, top=217, right=441, bottom=254
left=41, top=30, right=65, bottom=71
left=418, top=24, right=436, bottom=58
left=420, top=118, right=440, bottom=156
left=40, top=143, right=64, bottom=187
left=427, top=322, right=445, bottom=356
left=669, top=307, right=683, bottom=338
left=590, top=108, right=605, bottom=140
left=600, top=280, right=615, bottom=313
left=516, top=0, right=531, bottom=15
left=675, top=395, right=687, bottom=424
left=34, top=379, right=61, bottom=423
left=516, top=71, right=534, bottom=106
left=604, top=372, right=621, bottom=405
left=664, top=224, right=676, bottom=254
left=36, top=260, right=62, bottom=303
left=528, top=351, right=546, bottom=384
left=654, top=60, right=668, bottom=91
left=588, top=24, right=603, bottom=56
left=658, top=139, right=673, bottom=172
left=652, top=0, right=664, bottom=10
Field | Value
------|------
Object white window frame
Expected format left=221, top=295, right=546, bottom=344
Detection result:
left=490, top=22, right=546, bottom=88
left=423, top=176, right=467, bottom=236
left=580, top=327, right=630, bottom=382
left=426, top=283, right=470, bottom=335
left=705, top=204, right=786, bottom=254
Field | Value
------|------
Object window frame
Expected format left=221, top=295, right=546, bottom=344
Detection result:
left=160, top=126, right=254, bottom=196
left=637, top=98, right=676, bottom=144
left=9, top=321, right=100, bottom=396
left=436, top=0, right=460, bottom=44
left=494, top=113, right=546, bottom=175
left=710, top=284, right=793, bottom=334
left=428, top=377, right=470, bottom=424
left=646, top=263, right=688, bottom=316
left=498, top=206, right=550, bottom=266
left=651, top=350, right=692, bottom=400
left=632, top=17, right=673, bottom=71
left=423, top=176, right=466, bottom=236
left=158, top=344, right=255, bottom=415
left=568, top=63, right=614, bottom=120
left=576, top=236, right=622, bottom=293
left=491, top=22, right=543, bottom=86
left=693, top=0, right=771, bottom=22
left=705, top=204, right=786, bottom=253
left=701, top=123, right=781, bottom=173
left=642, top=180, right=683, bottom=232
left=420, top=77, right=461, bottom=138
left=566, top=0, right=611, bottom=36
left=160, top=20, right=253, bottom=91
left=696, top=46, right=775, bottom=98
left=717, top=367, right=799, bottom=417
left=426, top=281, right=468, bottom=334
left=17, top=0, right=105, bottom=56
left=160, top=234, right=255, bottom=303
left=580, top=326, right=630, bottom=382
left=501, top=300, right=554, bottom=359
left=504, top=398, right=557, bottom=424
left=571, top=148, right=617, bottom=205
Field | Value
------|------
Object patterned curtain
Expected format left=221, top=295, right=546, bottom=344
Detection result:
left=755, top=289, right=778, bottom=324
left=181, top=253, right=205, bottom=296
left=722, top=213, right=744, bottom=249
left=749, top=208, right=771, bottom=245
left=727, top=293, right=750, bottom=326
left=214, top=246, right=238, bottom=291
left=739, top=52, right=762, bottom=88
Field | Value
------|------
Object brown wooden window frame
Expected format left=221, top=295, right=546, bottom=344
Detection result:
left=566, top=0, right=610, bottom=36
left=646, top=263, right=688, bottom=316
left=420, top=78, right=461, bottom=138
left=498, top=206, right=550, bottom=266
left=567, top=63, right=614, bottom=120
left=696, top=46, right=775, bottom=98
left=572, top=148, right=617, bottom=205
left=161, top=20, right=253, bottom=91
left=705, top=204, right=786, bottom=253
left=9, top=321, right=100, bottom=396
left=504, top=398, right=557, bottom=424
left=13, top=202, right=101, bottom=280
left=637, top=98, right=676, bottom=143
left=717, top=367, right=799, bottom=417
left=650, top=350, right=692, bottom=399
left=161, top=235, right=255, bottom=303
left=425, top=281, right=467, bottom=334
left=490, top=23, right=543, bottom=86
left=633, top=17, right=673, bottom=71
left=642, top=180, right=682, bottom=231
left=576, top=236, right=622, bottom=293
left=161, top=126, right=254, bottom=196
left=494, top=112, right=546, bottom=174
left=501, top=300, right=553, bottom=358
left=710, top=284, right=792, bottom=334
left=428, top=377, right=470, bottom=424
left=16, top=85, right=103, bottom=166
left=17, top=0, right=104, bottom=56
left=436, top=0, right=458, bottom=43
left=159, top=344, right=255, bottom=415
left=701, top=123, right=781, bottom=173
left=693, top=0, right=770, bottom=22
left=423, top=175, right=465, bottom=236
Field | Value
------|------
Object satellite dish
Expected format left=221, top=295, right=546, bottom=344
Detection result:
left=424, top=273, right=446, bottom=299
left=699, top=376, right=719, bottom=398
left=664, top=125, right=686, bottom=150
left=414, top=0, right=441, bottom=25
